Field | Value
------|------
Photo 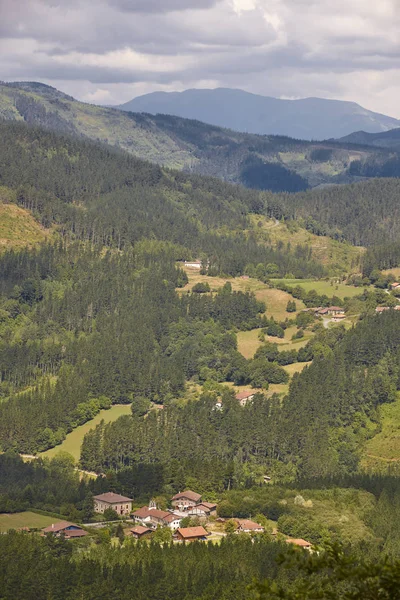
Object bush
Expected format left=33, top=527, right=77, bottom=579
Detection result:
left=103, top=508, right=119, bottom=521
left=286, top=300, right=296, bottom=313
left=192, top=282, right=211, bottom=293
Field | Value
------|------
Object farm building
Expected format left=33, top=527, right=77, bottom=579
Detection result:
left=93, top=492, right=133, bottom=516
left=132, top=502, right=181, bottom=530
left=171, top=490, right=202, bottom=510
left=285, top=538, right=312, bottom=550
left=391, top=282, right=400, bottom=290
left=189, top=502, right=217, bottom=517
left=176, top=526, right=209, bottom=542
left=236, top=519, right=264, bottom=533
left=129, top=525, right=152, bottom=539
left=184, top=260, right=202, bottom=269
left=327, top=306, right=344, bottom=316
left=235, top=391, right=255, bottom=406
left=42, top=521, right=88, bottom=539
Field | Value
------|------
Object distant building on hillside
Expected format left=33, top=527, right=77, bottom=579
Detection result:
left=132, top=501, right=182, bottom=530
left=236, top=519, right=264, bottom=533
left=93, top=492, right=133, bottom=516
left=326, top=306, right=344, bottom=316
left=285, top=538, right=312, bottom=550
left=235, top=390, right=255, bottom=406
left=176, top=526, right=209, bottom=542
left=129, top=525, right=153, bottom=539
left=184, top=260, right=202, bottom=269
left=42, top=521, right=88, bottom=539
left=391, top=282, right=400, bottom=290
left=171, top=490, right=202, bottom=510
left=189, top=502, right=217, bottom=517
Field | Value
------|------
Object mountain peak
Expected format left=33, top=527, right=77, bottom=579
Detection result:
left=116, top=87, right=400, bottom=140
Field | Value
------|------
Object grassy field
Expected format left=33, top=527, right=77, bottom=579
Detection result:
left=383, top=268, right=400, bottom=279
left=361, top=394, right=400, bottom=471
left=271, top=278, right=363, bottom=299
left=0, top=199, right=50, bottom=251
left=248, top=215, right=364, bottom=274
left=0, top=511, right=55, bottom=532
left=41, top=405, right=131, bottom=461
left=237, top=326, right=313, bottom=359
left=180, top=268, right=306, bottom=321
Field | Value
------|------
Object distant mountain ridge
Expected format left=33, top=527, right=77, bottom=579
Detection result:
left=0, top=81, right=398, bottom=192
left=338, top=128, right=400, bottom=151
left=116, top=87, right=400, bottom=140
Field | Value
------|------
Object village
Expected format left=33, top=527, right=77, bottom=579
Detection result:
left=33, top=488, right=313, bottom=550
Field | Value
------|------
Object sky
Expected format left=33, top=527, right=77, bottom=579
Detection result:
left=1, top=0, right=400, bottom=117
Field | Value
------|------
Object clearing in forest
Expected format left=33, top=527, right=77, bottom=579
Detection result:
left=179, top=268, right=306, bottom=320
left=0, top=200, right=51, bottom=250
left=41, top=405, right=132, bottom=461
left=271, top=278, right=363, bottom=299
left=382, top=268, right=400, bottom=279
left=361, top=393, right=400, bottom=472
left=0, top=511, right=55, bottom=532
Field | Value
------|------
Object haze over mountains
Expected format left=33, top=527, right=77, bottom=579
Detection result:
left=2, top=81, right=400, bottom=193
left=338, top=128, right=400, bottom=151
left=116, top=88, right=400, bottom=141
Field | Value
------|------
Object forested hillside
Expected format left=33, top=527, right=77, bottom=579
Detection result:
left=0, top=120, right=400, bottom=492
left=80, top=311, right=400, bottom=483
left=0, top=119, right=334, bottom=455
left=1, top=81, right=398, bottom=191
left=271, top=178, right=400, bottom=246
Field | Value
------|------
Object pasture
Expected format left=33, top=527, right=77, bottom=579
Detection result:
left=361, top=393, right=400, bottom=471
left=0, top=511, right=55, bottom=532
left=271, top=278, right=363, bottom=299
left=41, top=404, right=132, bottom=461
left=179, top=268, right=306, bottom=320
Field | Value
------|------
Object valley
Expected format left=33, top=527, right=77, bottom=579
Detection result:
left=1, top=92, right=400, bottom=599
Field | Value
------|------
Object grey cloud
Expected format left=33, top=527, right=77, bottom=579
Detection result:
left=0, top=0, right=400, bottom=117
left=108, top=0, right=220, bottom=12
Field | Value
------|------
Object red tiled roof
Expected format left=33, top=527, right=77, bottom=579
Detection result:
left=235, top=391, right=254, bottom=401
left=237, top=519, right=263, bottom=531
left=177, top=526, right=209, bottom=539
left=163, top=513, right=180, bottom=523
left=94, top=492, right=133, bottom=503
left=197, top=502, right=217, bottom=510
left=328, top=306, right=344, bottom=311
left=65, top=529, right=88, bottom=538
left=42, top=521, right=79, bottom=533
left=132, top=507, right=152, bottom=518
left=285, top=538, right=312, bottom=547
left=130, top=525, right=152, bottom=535
left=148, top=509, right=170, bottom=520
left=172, top=490, right=202, bottom=502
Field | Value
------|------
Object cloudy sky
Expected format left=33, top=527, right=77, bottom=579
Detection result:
left=1, top=0, right=400, bottom=116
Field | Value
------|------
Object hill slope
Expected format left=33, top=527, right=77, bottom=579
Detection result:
left=117, top=87, right=400, bottom=140
left=338, top=128, right=400, bottom=151
left=0, top=81, right=395, bottom=191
